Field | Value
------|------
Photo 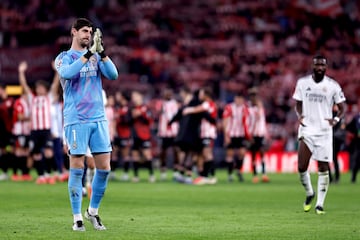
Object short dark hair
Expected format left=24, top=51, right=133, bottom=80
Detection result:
left=202, top=87, right=213, bottom=98
left=35, top=80, right=49, bottom=90
left=71, top=18, right=93, bottom=31
left=121, top=91, right=131, bottom=101
left=313, top=54, right=327, bottom=62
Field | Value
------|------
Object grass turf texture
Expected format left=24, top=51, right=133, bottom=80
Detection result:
left=0, top=172, right=359, bottom=240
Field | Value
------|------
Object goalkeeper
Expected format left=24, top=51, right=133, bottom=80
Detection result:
left=55, top=18, right=118, bottom=231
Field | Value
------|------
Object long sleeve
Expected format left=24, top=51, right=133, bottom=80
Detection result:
left=99, top=59, right=118, bottom=80
left=56, top=54, right=85, bottom=79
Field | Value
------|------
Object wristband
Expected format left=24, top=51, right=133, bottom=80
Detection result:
left=333, top=116, right=340, bottom=123
left=99, top=51, right=106, bottom=59
left=83, top=50, right=93, bottom=59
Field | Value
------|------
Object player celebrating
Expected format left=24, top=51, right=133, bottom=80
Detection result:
left=183, top=87, right=218, bottom=185
left=293, top=54, right=346, bottom=214
left=55, top=18, right=118, bottom=231
left=18, top=61, right=59, bottom=185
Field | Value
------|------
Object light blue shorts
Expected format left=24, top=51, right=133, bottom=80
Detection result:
left=64, top=121, right=112, bottom=155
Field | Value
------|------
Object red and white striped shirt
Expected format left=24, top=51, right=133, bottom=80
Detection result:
left=222, top=102, right=250, bottom=138
left=248, top=103, right=267, bottom=137
left=200, top=100, right=217, bottom=139
left=12, top=97, right=31, bottom=135
left=157, top=99, right=179, bottom=138
left=28, top=94, right=52, bottom=131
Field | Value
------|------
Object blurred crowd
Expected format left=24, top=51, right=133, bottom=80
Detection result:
left=1, top=0, right=360, bottom=139
left=1, top=1, right=360, bottom=183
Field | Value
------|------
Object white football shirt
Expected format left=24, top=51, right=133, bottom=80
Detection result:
left=292, top=75, right=346, bottom=135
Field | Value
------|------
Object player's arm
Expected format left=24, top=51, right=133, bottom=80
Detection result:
left=99, top=59, right=118, bottom=80
left=18, top=61, right=32, bottom=95
left=182, top=104, right=206, bottom=115
left=202, top=111, right=217, bottom=124
left=222, top=117, right=231, bottom=146
left=222, top=105, right=232, bottom=145
left=242, top=106, right=252, bottom=140
left=95, top=28, right=118, bottom=80
left=50, top=61, right=60, bottom=97
left=327, top=101, right=346, bottom=126
left=295, top=100, right=305, bottom=126
left=55, top=54, right=86, bottom=79
left=138, top=108, right=152, bottom=125
left=168, top=108, right=183, bottom=126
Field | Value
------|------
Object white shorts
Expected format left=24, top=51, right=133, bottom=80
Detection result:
left=299, top=132, right=333, bottom=162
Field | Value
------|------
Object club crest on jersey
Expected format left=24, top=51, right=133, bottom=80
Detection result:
left=56, top=60, right=62, bottom=68
left=72, top=142, right=77, bottom=149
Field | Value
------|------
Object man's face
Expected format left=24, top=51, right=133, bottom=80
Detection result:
left=73, top=26, right=93, bottom=48
left=234, top=95, right=244, bottom=105
left=35, top=84, right=47, bottom=96
left=131, top=92, right=143, bottom=106
left=312, top=58, right=327, bottom=80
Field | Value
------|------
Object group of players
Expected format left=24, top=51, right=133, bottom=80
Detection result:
left=0, top=72, right=270, bottom=186
left=113, top=85, right=270, bottom=185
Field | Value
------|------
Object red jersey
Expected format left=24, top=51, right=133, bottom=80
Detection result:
left=200, top=100, right=217, bottom=139
left=222, top=102, right=250, bottom=138
left=12, top=96, right=31, bottom=135
left=28, top=94, right=51, bottom=131
left=115, top=106, right=131, bottom=138
left=0, top=97, right=15, bottom=133
left=131, top=105, right=152, bottom=140
left=157, top=99, right=179, bottom=138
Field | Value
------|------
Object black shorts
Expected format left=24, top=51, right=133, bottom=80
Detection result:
left=29, top=130, right=53, bottom=154
left=160, top=137, right=175, bottom=150
left=114, top=137, right=132, bottom=148
left=176, top=140, right=203, bottom=154
left=0, top=131, right=13, bottom=148
left=202, top=138, right=214, bottom=148
left=132, top=137, right=151, bottom=150
left=227, top=137, right=248, bottom=149
left=250, top=137, right=265, bottom=152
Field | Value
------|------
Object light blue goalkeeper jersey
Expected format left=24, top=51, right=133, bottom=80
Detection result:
left=55, top=49, right=118, bottom=127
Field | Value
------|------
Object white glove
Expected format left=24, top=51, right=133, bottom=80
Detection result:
left=94, top=28, right=104, bottom=53
left=89, top=33, right=98, bottom=54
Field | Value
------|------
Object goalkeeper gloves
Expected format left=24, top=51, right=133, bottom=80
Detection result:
left=94, top=28, right=106, bottom=59
left=84, top=31, right=99, bottom=59
left=84, top=28, right=106, bottom=59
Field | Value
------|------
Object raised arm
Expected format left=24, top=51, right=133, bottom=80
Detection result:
left=50, top=61, right=60, bottom=98
left=18, top=61, right=32, bottom=95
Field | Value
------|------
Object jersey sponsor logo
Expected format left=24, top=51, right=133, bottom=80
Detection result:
left=305, top=93, right=325, bottom=103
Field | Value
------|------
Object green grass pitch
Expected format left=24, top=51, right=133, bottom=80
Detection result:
left=0, top=171, right=359, bottom=240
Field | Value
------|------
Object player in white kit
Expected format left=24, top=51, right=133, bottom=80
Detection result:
left=292, top=55, right=346, bottom=214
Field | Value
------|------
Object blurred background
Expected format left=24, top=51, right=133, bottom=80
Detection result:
left=1, top=0, right=359, bottom=153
